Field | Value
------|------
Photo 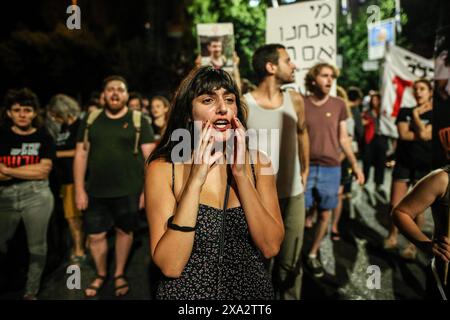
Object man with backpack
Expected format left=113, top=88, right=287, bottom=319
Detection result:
left=74, top=75, right=155, bottom=297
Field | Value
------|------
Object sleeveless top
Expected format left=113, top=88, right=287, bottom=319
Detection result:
left=155, top=163, right=274, bottom=300
left=430, top=165, right=450, bottom=289
left=244, top=91, right=303, bottom=198
left=431, top=165, right=450, bottom=235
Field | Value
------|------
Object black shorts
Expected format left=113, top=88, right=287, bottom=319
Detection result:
left=392, top=161, right=430, bottom=183
left=84, top=194, right=140, bottom=234
left=340, top=159, right=353, bottom=194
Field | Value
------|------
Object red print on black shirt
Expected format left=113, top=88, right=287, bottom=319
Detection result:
left=0, top=142, right=41, bottom=168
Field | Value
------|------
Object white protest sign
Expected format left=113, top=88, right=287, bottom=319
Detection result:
left=380, top=45, right=434, bottom=138
left=266, top=0, right=337, bottom=94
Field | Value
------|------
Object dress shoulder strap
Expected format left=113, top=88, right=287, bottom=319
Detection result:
left=171, top=162, right=175, bottom=194
left=249, top=151, right=257, bottom=186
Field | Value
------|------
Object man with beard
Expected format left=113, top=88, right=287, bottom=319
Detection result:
left=303, top=63, right=364, bottom=278
left=244, top=44, right=309, bottom=299
left=74, top=76, right=155, bottom=297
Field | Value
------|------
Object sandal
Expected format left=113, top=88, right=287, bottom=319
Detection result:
left=383, top=238, right=398, bottom=250
left=84, top=274, right=107, bottom=298
left=331, top=231, right=341, bottom=241
left=70, top=254, right=87, bottom=265
left=114, top=275, right=130, bottom=297
left=23, top=293, right=37, bottom=300
left=400, top=244, right=417, bottom=261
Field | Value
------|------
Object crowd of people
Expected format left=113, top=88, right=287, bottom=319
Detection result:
left=0, top=41, right=449, bottom=300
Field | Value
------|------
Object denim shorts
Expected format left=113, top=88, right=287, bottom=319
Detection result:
left=83, top=194, right=140, bottom=234
left=305, top=165, right=341, bottom=211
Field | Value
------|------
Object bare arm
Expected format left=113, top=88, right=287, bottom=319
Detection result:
left=57, top=149, right=76, bottom=158
left=231, top=117, right=283, bottom=258
left=397, top=121, right=418, bottom=141
left=146, top=161, right=201, bottom=278
left=339, top=121, right=364, bottom=185
left=73, top=142, right=89, bottom=210
left=393, top=170, right=449, bottom=257
left=0, top=159, right=52, bottom=180
left=234, top=151, right=284, bottom=258
left=139, top=142, right=157, bottom=209
left=0, top=173, right=11, bottom=181
left=146, top=122, right=223, bottom=278
left=411, top=108, right=432, bottom=141
left=141, top=143, right=156, bottom=162
left=291, top=92, right=309, bottom=186
left=0, top=164, right=12, bottom=181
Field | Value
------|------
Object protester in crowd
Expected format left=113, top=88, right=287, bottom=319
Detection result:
left=74, top=75, right=155, bottom=297
left=128, top=92, right=144, bottom=112
left=47, top=94, right=86, bottom=264
left=362, top=91, right=389, bottom=201
left=384, top=79, right=434, bottom=260
left=145, top=66, right=284, bottom=299
left=303, top=63, right=364, bottom=278
left=393, top=164, right=450, bottom=299
left=0, top=88, right=55, bottom=300
left=150, top=95, right=171, bottom=141
left=244, top=43, right=309, bottom=299
left=331, top=86, right=356, bottom=241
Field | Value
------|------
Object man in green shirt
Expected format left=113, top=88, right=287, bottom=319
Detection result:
left=74, top=75, right=155, bottom=297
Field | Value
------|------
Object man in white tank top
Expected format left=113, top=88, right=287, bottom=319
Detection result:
left=244, top=44, right=309, bottom=300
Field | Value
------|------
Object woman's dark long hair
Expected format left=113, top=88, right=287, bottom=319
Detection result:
left=147, top=66, right=247, bottom=164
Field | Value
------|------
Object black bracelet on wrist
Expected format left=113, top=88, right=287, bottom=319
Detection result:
left=167, top=216, right=196, bottom=232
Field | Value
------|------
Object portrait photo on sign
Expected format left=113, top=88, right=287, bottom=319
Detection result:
left=197, top=23, right=235, bottom=72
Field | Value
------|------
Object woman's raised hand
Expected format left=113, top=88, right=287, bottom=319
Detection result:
left=231, top=116, right=246, bottom=177
left=190, top=120, right=223, bottom=187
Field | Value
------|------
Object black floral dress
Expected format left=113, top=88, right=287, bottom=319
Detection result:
left=156, top=165, right=274, bottom=300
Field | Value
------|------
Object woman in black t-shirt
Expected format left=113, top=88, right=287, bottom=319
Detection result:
left=384, top=79, right=433, bottom=260
left=0, top=88, right=56, bottom=300
left=47, top=94, right=85, bottom=264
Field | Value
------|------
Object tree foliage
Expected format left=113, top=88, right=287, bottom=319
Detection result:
left=186, top=0, right=410, bottom=92
left=338, top=0, right=409, bottom=92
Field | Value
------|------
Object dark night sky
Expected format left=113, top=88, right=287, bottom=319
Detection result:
left=0, top=0, right=445, bottom=106
left=0, top=1, right=441, bottom=48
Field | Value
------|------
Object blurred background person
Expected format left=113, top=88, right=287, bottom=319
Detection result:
left=383, top=79, right=434, bottom=260
left=128, top=92, right=144, bottom=112
left=150, top=95, right=171, bottom=141
left=47, top=94, right=86, bottom=264
left=362, top=91, right=389, bottom=201
left=331, top=86, right=356, bottom=241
